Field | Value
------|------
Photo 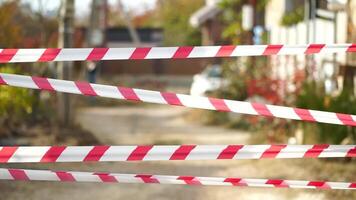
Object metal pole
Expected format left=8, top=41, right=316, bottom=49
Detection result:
left=58, top=0, right=75, bottom=125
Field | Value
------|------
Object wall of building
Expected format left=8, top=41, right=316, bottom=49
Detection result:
left=265, top=0, right=349, bottom=94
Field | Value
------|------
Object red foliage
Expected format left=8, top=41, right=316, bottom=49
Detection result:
left=247, top=78, right=282, bottom=104
left=292, top=69, right=306, bottom=95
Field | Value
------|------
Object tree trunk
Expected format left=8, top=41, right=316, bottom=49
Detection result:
left=57, top=0, right=75, bottom=126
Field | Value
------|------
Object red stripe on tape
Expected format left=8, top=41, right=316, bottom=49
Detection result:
left=56, top=171, right=76, bottom=182
left=216, top=45, right=236, bottom=57
left=252, top=103, right=273, bottom=117
left=129, top=47, right=151, bottom=59
left=40, top=146, right=66, bottom=162
left=346, top=147, right=356, bottom=157
left=135, top=175, right=159, bottom=183
left=350, top=183, right=356, bottom=188
left=177, top=176, right=201, bottom=185
left=0, top=147, right=18, bottom=163
left=224, top=178, right=247, bottom=186
left=161, top=92, right=183, bottom=106
left=346, top=44, right=356, bottom=52
left=294, top=108, right=316, bottom=122
left=87, top=48, right=109, bottom=61
left=118, top=87, right=141, bottom=101
left=84, top=146, right=110, bottom=162
left=0, top=49, right=18, bottom=62
left=266, top=179, right=289, bottom=188
left=305, top=44, right=325, bottom=54
left=32, top=77, right=54, bottom=91
left=263, top=45, right=283, bottom=55
left=38, top=48, right=61, bottom=62
left=0, top=75, right=7, bottom=85
left=127, top=145, right=153, bottom=161
left=170, top=145, right=196, bottom=160
left=172, top=47, right=194, bottom=58
left=9, top=169, right=29, bottom=181
left=336, top=113, right=356, bottom=126
left=304, top=144, right=329, bottom=158
left=307, top=181, right=330, bottom=189
left=95, top=173, right=118, bottom=183
left=75, top=81, right=97, bottom=96
left=217, top=145, right=243, bottom=159
left=209, top=98, right=230, bottom=112
left=261, top=145, right=287, bottom=158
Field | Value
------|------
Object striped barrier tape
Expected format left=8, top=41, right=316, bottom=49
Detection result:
left=0, top=44, right=355, bottom=63
left=0, top=145, right=354, bottom=163
left=0, top=168, right=355, bottom=190
left=1, top=73, right=355, bottom=126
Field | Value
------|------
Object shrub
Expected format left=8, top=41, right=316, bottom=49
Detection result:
left=296, top=82, right=356, bottom=144
left=0, top=67, right=35, bottom=134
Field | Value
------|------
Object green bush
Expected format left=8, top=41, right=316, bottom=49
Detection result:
left=296, top=81, right=356, bottom=144
left=281, top=6, right=304, bottom=27
left=0, top=67, right=35, bottom=130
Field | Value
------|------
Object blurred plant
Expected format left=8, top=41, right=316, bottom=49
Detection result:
left=0, top=1, right=23, bottom=47
left=0, top=1, right=58, bottom=48
left=208, top=58, right=284, bottom=126
left=296, top=81, right=324, bottom=111
left=280, top=6, right=304, bottom=27
left=215, top=60, right=248, bottom=100
left=296, top=81, right=356, bottom=144
left=219, top=0, right=243, bottom=44
left=0, top=67, right=35, bottom=133
left=218, top=0, right=271, bottom=97
left=159, top=0, right=204, bottom=45
left=219, top=0, right=268, bottom=44
left=247, top=78, right=282, bottom=104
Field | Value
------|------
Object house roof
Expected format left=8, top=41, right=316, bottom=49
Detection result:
left=189, top=2, right=221, bottom=27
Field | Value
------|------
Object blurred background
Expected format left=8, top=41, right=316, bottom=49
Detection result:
left=0, top=0, right=355, bottom=199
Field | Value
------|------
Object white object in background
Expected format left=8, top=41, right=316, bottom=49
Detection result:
left=242, top=5, right=253, bottom=31
left=327, top=0, right=347, bottom=11
left=190, top=65, right=227, bottom=96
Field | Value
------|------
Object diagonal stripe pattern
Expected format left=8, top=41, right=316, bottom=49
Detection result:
left=0, top=73, right=355, bottom=126
left=0, top=168, right=354, bottom=190
left=0, top=145, right=354, bottom=163
left=0, top=44, right=355, bottom=63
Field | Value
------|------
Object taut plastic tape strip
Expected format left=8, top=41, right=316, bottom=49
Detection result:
left=1, top=73, right=355, bottom=126
left=0, top=144, right=354, bottom=163
left=0, top=168, right=355, bottom=190
left=0, top=44, right=355, bottom=63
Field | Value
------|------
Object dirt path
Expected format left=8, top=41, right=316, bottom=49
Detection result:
left=75, top=105, right=250, bottom=145
left=1, top=105, right=354, bottom=199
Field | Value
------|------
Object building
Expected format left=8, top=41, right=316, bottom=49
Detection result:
left=106, top=27, right=163, bottom=47
left=265, top=0, right=354, bottom=94
left=191, top=0, right=355, bottom=94
left=190, top=0, right=223, bottom=45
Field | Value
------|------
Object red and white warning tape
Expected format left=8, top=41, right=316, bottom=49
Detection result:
left=1, top=73, right=355, bottom=126
left=0, top=44, right=355, bottom=63
left=0, top=168, right=354, bottom=190
left=0, top=145, right=354, bottom=163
